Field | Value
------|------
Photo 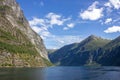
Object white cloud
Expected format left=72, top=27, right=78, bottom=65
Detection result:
left=31, top=26, right=51, bottom=39
left=63, top=23, right=75, bottom=30
left=67, top=23, right=75, bottom=28
left=29, top=13, right=73, bottom=39
left=104, top=0, right=120, bottom=16
left=28, top=13, right=81, bottom=49
left=41, top=31, right=51, bottom=39
left=104, top=0, right=120, bottom=9
left=29, top=17, right=51, bottom=39
left=109, top=0, right=120, bottom=9
left=104, top=2, right=112, bottom=8
left=80, top=1, right=103, bottom=20
left=105, top=18, right=112, bottom=24
left=104, top=26, right=120, bottom=33
left=46, top=13, right=70, bottom=26
left=31, top=26, right=43, bottom=33
left=29, top=17, right=46, bottom=27
left=29, top=13, right=71, bottom=28
left=63, top=27, right=69, bottom=30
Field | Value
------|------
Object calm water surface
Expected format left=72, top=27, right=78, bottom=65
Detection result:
left=0, top=66, right=120, bottom=80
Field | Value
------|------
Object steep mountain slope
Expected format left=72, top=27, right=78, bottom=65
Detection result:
left=0, top=0, right=50, bottom=67
left=49, top=43, right=79, bottom=64
left=97, top=36, right=120, bottom=66
left=49, top=35, right=110, bottom=66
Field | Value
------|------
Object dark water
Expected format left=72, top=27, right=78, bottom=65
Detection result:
left=0, top=67, right=120, bottom=80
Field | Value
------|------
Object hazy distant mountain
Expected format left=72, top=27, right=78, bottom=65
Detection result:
left=49, top=35, right=110, bottom=66
left=47, top=49, right=57, bottom=54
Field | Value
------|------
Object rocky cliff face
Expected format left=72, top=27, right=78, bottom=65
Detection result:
left=0, top=0, right=50, bottom=67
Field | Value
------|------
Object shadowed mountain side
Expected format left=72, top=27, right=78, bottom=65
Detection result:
left=49, top=35, right=111, bottom=66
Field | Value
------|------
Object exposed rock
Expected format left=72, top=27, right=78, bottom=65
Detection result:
left=0, top=0, right=49, bottom=67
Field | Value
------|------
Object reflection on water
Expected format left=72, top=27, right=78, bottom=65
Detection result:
left=0, top=67, right=120, bottom=80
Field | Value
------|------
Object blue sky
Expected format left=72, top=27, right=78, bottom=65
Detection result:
left=17, top=0, right=120, bottom=49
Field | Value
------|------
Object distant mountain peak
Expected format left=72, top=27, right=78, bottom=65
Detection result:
left=49, top=35, right=113, bottom=66
left=86, top=35, right=101, bottom=42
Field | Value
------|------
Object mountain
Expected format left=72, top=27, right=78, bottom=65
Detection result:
left=49, top=35, right=110, bottom=66
left=47, top=49, right=57, bottom=54
left=0, top=0, right=51, bottom=67
left=49, top=43, right=78, bottom=64
left=97, top=36, right=120, bottom=66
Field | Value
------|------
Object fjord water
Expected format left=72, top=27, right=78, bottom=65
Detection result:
left=0, top=67, right=120, bottom=80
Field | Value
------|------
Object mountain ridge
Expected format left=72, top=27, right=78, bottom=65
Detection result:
left=49, top=35, right=111, bottom=66
left=49, top=35, right=120, bottom=66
